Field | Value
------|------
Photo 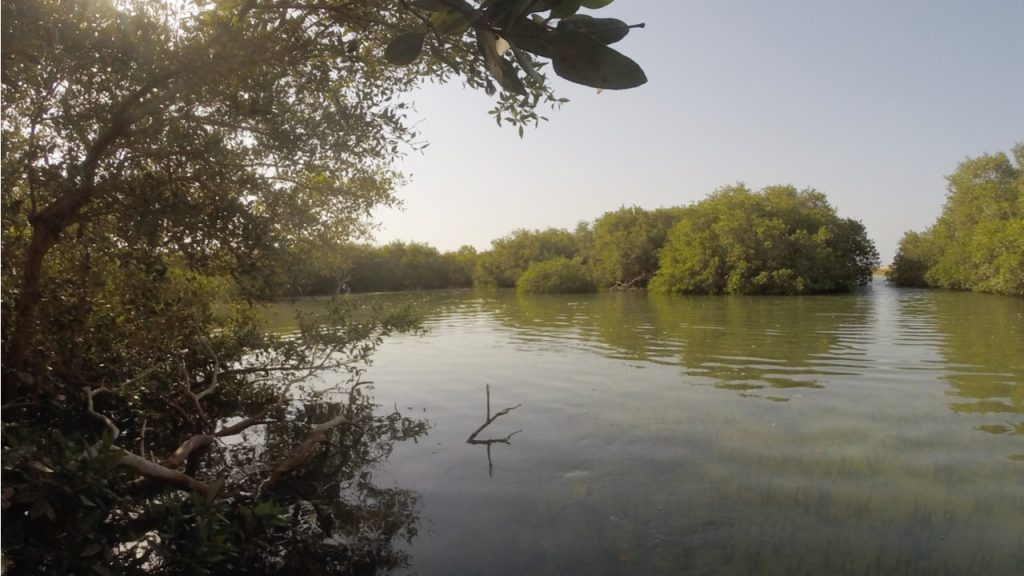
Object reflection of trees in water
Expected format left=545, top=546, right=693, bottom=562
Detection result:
left=648, top=293, right=871, bottom=398
left=478, top=289, right=874, bottom=399
left=484, top=291, right=656, bottom=358
left=930, top=292, right=1024, bottom=449
left=191, top=392, right=427, bottom=575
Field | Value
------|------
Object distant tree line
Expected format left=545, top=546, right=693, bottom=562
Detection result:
left=284, top=242, right=478, bottom=296
left=294, top=185, right=881, bottom=296
left=888, top=144, right=1024, bottom=296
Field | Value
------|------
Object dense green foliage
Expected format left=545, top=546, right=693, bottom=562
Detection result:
left=888, top=145, right=1024, bottom=296
left=473, top=228, right=579, bottom=287
left=1, top=0, right=646, bottom=573
left=287, top=242, right=478, bottom=295
left=589, top=206, right=685, bottom=288
left=516, top=257, right=597, bottom=294
left=650, top=185, right=879, bottom=295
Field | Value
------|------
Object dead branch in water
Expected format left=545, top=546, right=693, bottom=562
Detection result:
left=466, top=385, right=521, bottom=477
left=466, top=384, right=521, bottom=444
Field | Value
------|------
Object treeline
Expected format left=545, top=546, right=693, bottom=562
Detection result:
left=293, top=185, right=880, bottom=296
left=284, top=242, right=478, bottom=295
left=888, top=144, right=1024, bottom=296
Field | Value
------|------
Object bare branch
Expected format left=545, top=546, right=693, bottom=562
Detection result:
left=215, top=403, right=279, bottom=437
left=118, top=450, right=218, bottom=500
left=179, top=357, right=213, bottom=434
left=85, top=387, right=120, bottom=441
left=466, top=384, right=520, bottom=444
left=215, top=363, right=330, bottom=438
left=160, top=434, right=216, bottom=470
left=194, top=340, right=222, bottom=401
left=139, top=418, right=148, bottom=457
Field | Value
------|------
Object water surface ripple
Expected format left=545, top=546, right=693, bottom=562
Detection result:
left=275, top=283, right=1024, bottom=575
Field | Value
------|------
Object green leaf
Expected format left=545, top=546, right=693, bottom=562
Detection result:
left=549, top=30, right=647, bottom=89
left=30, top=498, right=56, bottom=521
left=512, top=47, right=544, bottom=84
left=550, top=0, right=582, bottom=19
left=488, top=0, right=540, bottom=27
left=429, top=10, right=470, bottom=35
left=253, top=501, right=278, bottom=518
left=581, top=0, right=614, bottom=8
left=476, top=30, right=527, bottom=95
left=557, top=15, right=631, bottom=44
left=505, top=17, right=557, bottom=58
left=384, top=32, right=425, bottom=65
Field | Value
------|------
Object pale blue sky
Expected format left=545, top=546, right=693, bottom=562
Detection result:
left=374, top=0, right=1023, bottom=262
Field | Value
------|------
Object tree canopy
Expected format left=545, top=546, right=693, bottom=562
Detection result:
left=472, top=227, right=579, bottom=287
left=516, top=256, right=596, bottom=294
left=0, top=0, right=647, bottom=573
left=589, top=205, right=685, bottom=288
left=649, top=185, right=879, bottom=295
left=888, top=144, right=1024, bottom=296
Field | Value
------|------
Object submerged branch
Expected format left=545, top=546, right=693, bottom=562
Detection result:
left=466, top=384, right=521, bottom=444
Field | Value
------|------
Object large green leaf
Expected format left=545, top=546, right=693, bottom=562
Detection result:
left=504, top=17, right=557, bottom=58
left=512, top=47, right=545, bottom=84
left=557, top=14, right=631, bottom=44
left=429, top=9, right=470, bottom=35
left=488, top=0, right=540, bottom=27
left=476, top=29, right=527, bottom=95
left=549, top=29, right=646, bottom=89
left=581, top=0, right=615, bottom=8
left=550, top=0, right=582, bottom=19
left=384, top=32, right=425, bottom=65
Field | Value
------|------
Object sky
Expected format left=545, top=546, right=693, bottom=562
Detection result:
left=373, top=0, right=1024, bottom=262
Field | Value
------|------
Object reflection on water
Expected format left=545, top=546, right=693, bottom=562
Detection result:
left=270, top=284, right=1024, bottom=575
left=931, top=291, right=1024, bottom=458
left=468, top=288, right=880, bottom=398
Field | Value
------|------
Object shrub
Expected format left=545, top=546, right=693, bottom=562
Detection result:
left=650, top=185, right=879, bottom=295
left=516, top=258, right=597, bottom=294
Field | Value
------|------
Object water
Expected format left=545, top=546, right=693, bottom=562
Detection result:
left=274, top=282, right=1024, bottom=575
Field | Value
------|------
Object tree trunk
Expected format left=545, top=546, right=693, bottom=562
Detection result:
left=5, top=220, right=62, bottom=383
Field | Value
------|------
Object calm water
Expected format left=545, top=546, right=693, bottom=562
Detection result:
left=276, top=282, right=1024, bottom=575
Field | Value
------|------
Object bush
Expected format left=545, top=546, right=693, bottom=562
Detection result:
left=650, top=185, right=879, bottom=295
left=473, top=228, right=578, bottom=287
left=516, top=258, right=597, bottom=294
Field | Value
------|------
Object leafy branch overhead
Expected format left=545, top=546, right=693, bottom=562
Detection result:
left=388, top=0, right=647, bottom=93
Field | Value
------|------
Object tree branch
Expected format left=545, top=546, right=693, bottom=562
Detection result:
left=160, top=434, right=216, bottom=470
left=85, top=387, right=120, bottom=441
left=466, top=384, right=521, bottom=444
left=119, top=450, right=219, bottom=500
left=194, top=341, right=222, bottom=401
left=84, top=386, right=220, bottom=499
left=267, top=413, right=352, bottom=487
